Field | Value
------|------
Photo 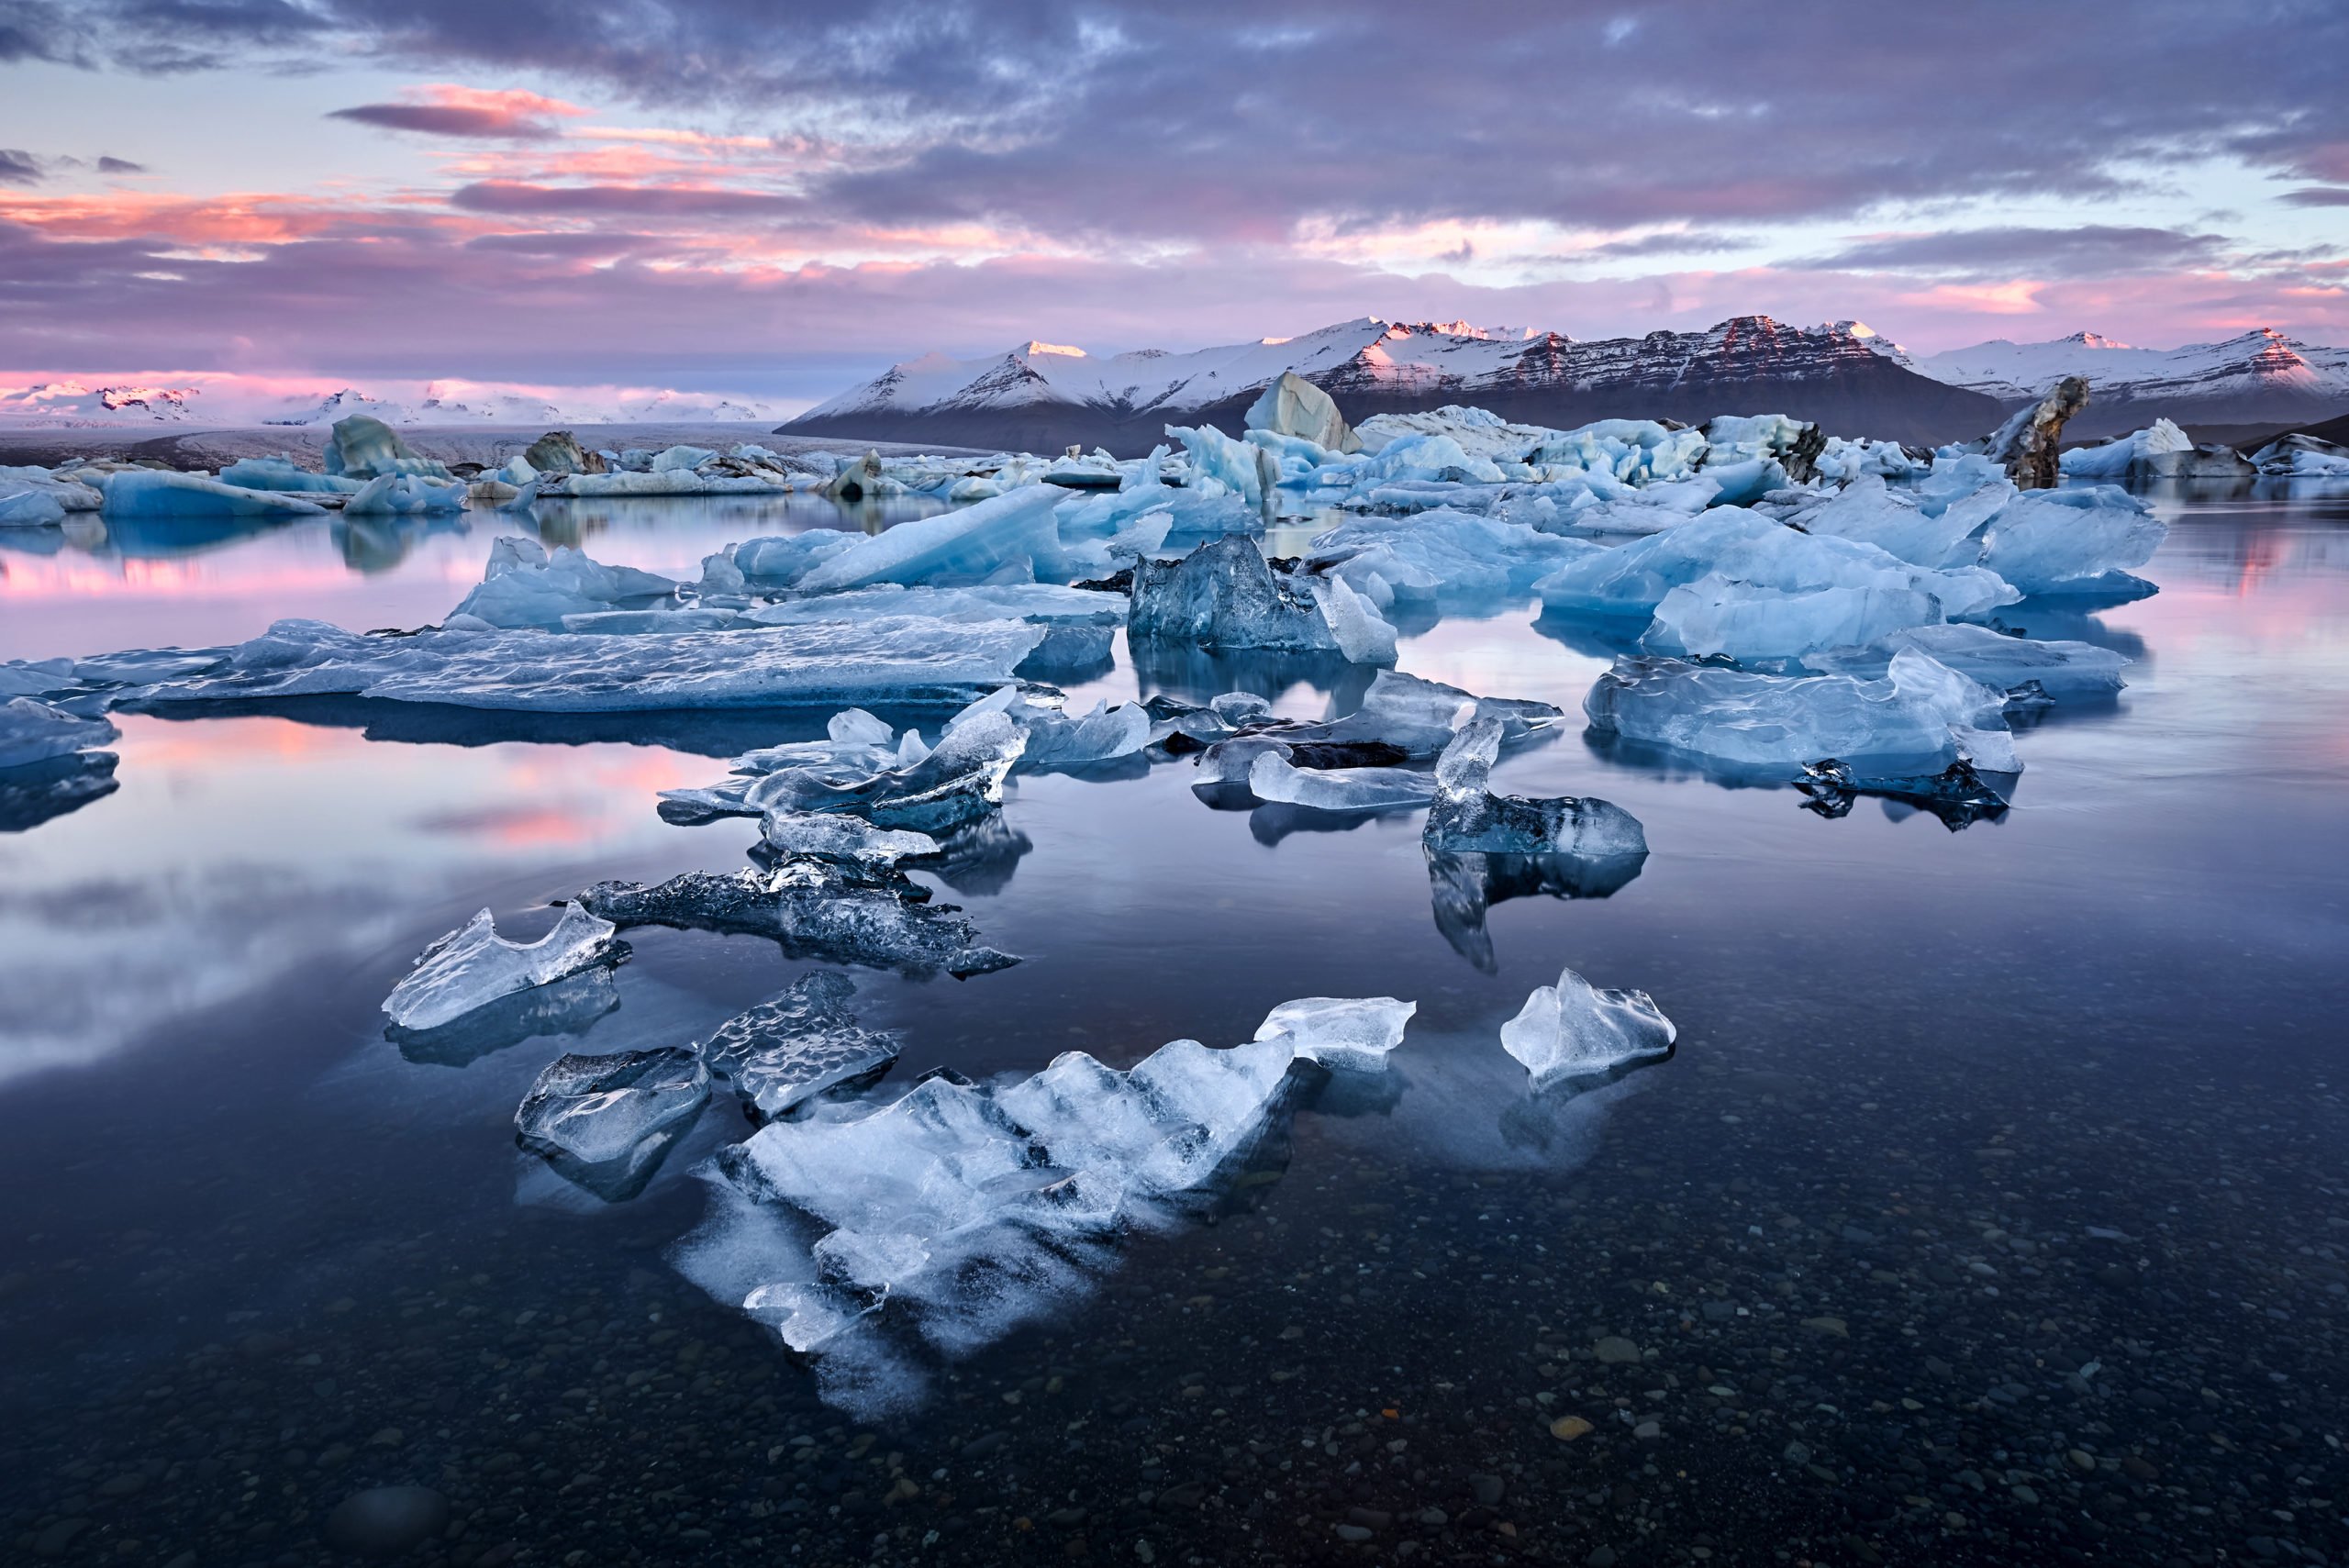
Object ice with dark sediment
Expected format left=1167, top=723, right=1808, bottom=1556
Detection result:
left=1793, top=757, right=2013, bottom=830
left=1802, top=622, right=2129, bottom=698
left=85, top=616, right=1047, bottom=713
left=575, top=863, right=1019, bottom=978
left=382, top=905, right=627, bottom=1032
left=1129, top=535, right=1397, bottom=664
left=1501, top=966, right=1677, bottom=1091
left=1426, top=849, right=1646, bottom=973
left=447, top=537, right=680, bottom=629
left=699, top=973, right=903, bottom=1123
left=1586, top=647, right=2020, bottom=773
left=515, top=1047, right=710, bottom=1200
left=1423, top=717, right=1648, bottom=856
left=0, top=697, right=118, bottom=771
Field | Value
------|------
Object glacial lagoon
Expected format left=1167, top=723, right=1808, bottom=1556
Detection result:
left=3, top=482, right=2347, bottom=1565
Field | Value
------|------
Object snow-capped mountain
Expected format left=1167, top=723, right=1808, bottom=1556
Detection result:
left=1913, top=328, right=2349, bottom=436
left=263, top=385, right=772, bottom=427
left=0, top=381, right=202, bottom=425
left=783, top=316, right=2005, bottom=452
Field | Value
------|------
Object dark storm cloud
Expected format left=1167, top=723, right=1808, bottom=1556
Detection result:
left=1789, top=226, right=2237, bottom=279
left=328, top=103, right=559, bottom=138
left=2281, top=186, right=2349, bottom=207
left=27, top=0, right=2349, bottom=241
left=0, top=149, right=42, bottom=183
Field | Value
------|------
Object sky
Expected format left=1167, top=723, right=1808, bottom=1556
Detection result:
left=2, top=0, right=2346, bottom=417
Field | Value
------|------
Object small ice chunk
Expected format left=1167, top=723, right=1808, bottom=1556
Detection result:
left=701, top=973, right=905, bottom=1122
left=760, top=811, right=939, bottom=865
left=381, top=905, right=623, bottom=1031
left=1424, top=717, right=1648, bottom=856
left=0, top=697, right=118, bottom=771
left=1246, top=749, right=1433, bottom=811
left=1252, top=997, right=1416, bottom=1073
left=514, top=1047, right=709, bottom=1196
left=1500, top=966, right=1676, bottom=1090
left=450, top=539, right=679, bottom=629
left=752, top=710, right=1026, bottom=832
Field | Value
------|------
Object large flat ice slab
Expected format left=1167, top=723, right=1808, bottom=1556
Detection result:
left=103, top=616, right=1048, bottom=713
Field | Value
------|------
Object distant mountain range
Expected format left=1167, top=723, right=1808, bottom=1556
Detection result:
left=785, top=317, right=2349, bottom=453
left=0, top=381, right=774, bottom=428
left=1897, top=328, right=2349, bottom=439
left=782, top=317, right=2007, bottom=452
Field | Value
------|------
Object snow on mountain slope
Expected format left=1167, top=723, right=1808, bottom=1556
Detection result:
left=787, top=316, right=2000, bottom=452
left=1914, top=328, right=2349, bottom=434
left=0, top=381, right=202, bottom=425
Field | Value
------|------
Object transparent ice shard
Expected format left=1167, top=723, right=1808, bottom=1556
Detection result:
left=381, top=905, right=625, bottom=1032
left=1252, top=996, right=1417, bottom=1073
left=701, top=973, right=904, bottom=1123
left=1501, top=966, right=1676, bottom=1090
left=514, top=1047, right=709, bottom=1201
left=1245, top=749, right=1434, bottom=812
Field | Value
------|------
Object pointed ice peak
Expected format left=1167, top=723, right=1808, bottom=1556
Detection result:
left=1019, top=340, right=1087, bottom=359
left=2062, top=330, right=2133, bottom=349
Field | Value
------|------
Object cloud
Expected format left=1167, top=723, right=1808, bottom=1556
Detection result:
left=328, top=83, right=588, bottom=139
left=2281, top=186, right=2349, bottom=207
left=0, top=150, right=43, bottom=184
left=1586, top=230, right=1759, bottom=259
left=96, top=155, right=148, bottom=174
left=1788, top=225, right=2237, bottom=280
left=448, top=180, right=808, bottom=217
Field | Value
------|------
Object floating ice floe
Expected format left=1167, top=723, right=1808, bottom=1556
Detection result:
left=383, top=904, right=627, bottom=1032
left=797, top=486, right=1071, bottom=592
left=2062, top=421, right=2254, bottom=482
left=2248, top=433, right=2349, bottom=478
left=1501, top=966, right=1676, bottom=1091
left=216, top=456, right=363, bottom=495
left=1972, top=487, right=2167, bottom=596
left=2, top=464, right=104, bottom=524
left=344, top=473, right=469, bottom=517
left=1586, top=647, right=2020, bottom=773
left=448, top=537, right=681, bottom=629
left=98, top=616, right=1047, bottom=713
left=0, top=696, right=119, bottom=772
left=699, top=973, right=903, bottom=1123
left=1302, top=506, right=1600, bottom=611
left=576, top=863, right=1018, bottom=978
left=1423, top=717, right=1648, bottom=857
left=515, top=1047, right=710, bottom=1201
left=98, top=470, right=329, bottom=521
left=1802, top=622, right=2129, bottom=699
left=697, top=532, right=862, bottom=594
left=683, top=992, right=1408, bottom=1408
left=1130, top=536, right=1373, bottom=659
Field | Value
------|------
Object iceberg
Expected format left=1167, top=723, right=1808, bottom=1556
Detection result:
left=1246, top=372, right=1361, bottom=453
left=447, top=537, right=680, bottom=629
left=796, top=485, right=1069, bottom=592
left=0, top=488, right=66, bottom=527
left=743, top=583, right=1126, bottom=632
left=1802, top=623, right=2128, bottom=698
left=515, top=1047, right=709, bottom=1200
left=1774, top=473, right=1994, bottom=569
left=1, top=463, right=103, bottom=520
left=1973, top=487, right=2166, bottom=596
left=2059, top=419, right=2191, bottom=480
left=344, top=473, right=469, bottom=517
left=107, top=616, right=1048, bottom=712
left=2249, top=433, right=2349, bottom=478
left=1501, top=966, right=1677, bottom=1090
left=575, top=864, right=1018, bottom=978
left=1252, top=996, right=1415, bottom=1073
left=1585, top=647, right=2020, bottom=773
left=322, top=415, right=452, bottom=482
left=700, top=973, right=903, bottom=1122
left=1129, top=536, right=1394, bottom=662
left=1302, top=506, right=1600, bottom=610
left=1533, top=508, right=2016, bottom=635
left=382, top=904, right=626, bottom=1032
left=216, top=456, right=362, bottom=495
left=99, top=471, right=328, bottom=520
left=1423, top=717, right=1647, bottom=856
left=1645, top=575, right=1946, bottom=661
left=698, top=531, right=861, bottom=594
left=0, top=697, right=118, bottom=772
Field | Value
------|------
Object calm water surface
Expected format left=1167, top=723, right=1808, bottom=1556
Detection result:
left=2, top=486, right=2345, bottom=1567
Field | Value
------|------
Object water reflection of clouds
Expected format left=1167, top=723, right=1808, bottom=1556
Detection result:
left=0, top=713, right=707, bottom=1087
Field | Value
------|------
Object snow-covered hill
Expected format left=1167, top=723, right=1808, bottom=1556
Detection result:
left=1913, top=328, right=2349, bottom=435
left=784, top=317, right=2004, bottom=452
left=0, top=381, right=202, bottom=426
